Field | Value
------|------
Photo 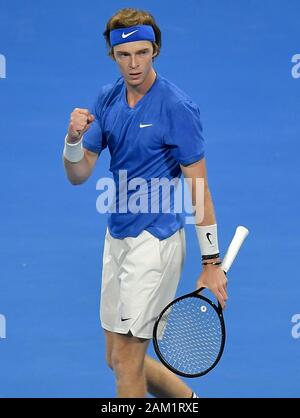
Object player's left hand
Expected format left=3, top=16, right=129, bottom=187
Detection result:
left=196, top=266, right=228, bottom=309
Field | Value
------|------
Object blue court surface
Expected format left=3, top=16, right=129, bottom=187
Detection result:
left=0, top=0, right=300, bottom=398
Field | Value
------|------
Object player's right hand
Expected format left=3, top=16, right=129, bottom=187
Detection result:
left=67, top=108, right=95, bottom=143
left=196, top=266, right=228, bottom=309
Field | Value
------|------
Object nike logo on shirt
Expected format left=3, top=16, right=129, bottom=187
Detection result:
left=139, top=123, right=153, bottom=128
left=122, top=30, right=138, bottom=39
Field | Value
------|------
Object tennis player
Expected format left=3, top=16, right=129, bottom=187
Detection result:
left=63, top=8, right=227, bottom=398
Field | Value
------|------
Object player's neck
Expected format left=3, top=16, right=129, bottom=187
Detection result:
left=125, top=69, right=157, bottom=108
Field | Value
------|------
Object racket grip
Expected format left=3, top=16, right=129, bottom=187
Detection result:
left=221, top=226, right=249, bottom=273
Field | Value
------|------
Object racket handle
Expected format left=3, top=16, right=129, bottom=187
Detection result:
left=221, top=226, right=249, bottom=273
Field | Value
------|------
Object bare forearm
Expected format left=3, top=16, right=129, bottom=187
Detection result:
left=196, top=182, right=216, bottom=226
left=181, top=159, right=217, bottom=226
left=63, top=155, right=92, bottom=185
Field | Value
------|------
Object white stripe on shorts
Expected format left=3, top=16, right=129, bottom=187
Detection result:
left=100, top=227, right=186, bottom=339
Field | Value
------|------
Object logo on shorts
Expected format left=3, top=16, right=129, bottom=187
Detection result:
left=121, top=317, right=131, bottom=322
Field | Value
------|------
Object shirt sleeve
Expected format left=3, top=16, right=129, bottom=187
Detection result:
left=83, top=90, right=107, bottom=155
left=164, top=100, right=205, bottom=166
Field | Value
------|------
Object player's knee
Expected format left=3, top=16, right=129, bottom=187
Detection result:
left=111, top=350, right=142, bottom=377
left=111, top=350, right=125, bottom=373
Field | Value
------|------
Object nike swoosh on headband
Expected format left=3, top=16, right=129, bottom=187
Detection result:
left=122, top=30, right=138, bottom=39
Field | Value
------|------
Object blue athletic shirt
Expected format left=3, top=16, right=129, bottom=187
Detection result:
left=83, top=73, right=205, bottom=240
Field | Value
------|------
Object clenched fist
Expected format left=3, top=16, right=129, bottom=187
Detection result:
left=67, top=108, right=95, bottom=143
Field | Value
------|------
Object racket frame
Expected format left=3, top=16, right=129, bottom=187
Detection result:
left=152, top=287, right=226, bottom=378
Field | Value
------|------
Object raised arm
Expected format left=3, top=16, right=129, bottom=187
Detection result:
left=63, top=108, right=98, bottom=185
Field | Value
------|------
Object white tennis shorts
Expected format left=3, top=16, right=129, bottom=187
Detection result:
left=100, top=227, right=186, bottom=339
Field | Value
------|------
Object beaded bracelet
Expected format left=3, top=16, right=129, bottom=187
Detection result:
left=202, top=261, right=222, bottom=266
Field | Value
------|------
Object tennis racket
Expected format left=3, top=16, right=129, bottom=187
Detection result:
left=152, top=225, right=249, bottom=378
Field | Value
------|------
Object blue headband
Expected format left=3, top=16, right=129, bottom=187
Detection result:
left=109, top=25, right=155, bottom=47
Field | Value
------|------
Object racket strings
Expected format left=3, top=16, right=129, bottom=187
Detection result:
left=156, top=297, right=224, bottom=376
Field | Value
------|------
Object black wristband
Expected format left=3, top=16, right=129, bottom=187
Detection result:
left=202, top=253, right=220, bottom=261
left=202, top=261, right=222, bottom=266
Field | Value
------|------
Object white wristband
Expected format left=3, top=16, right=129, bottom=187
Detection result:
left=63, top=134, right=84, bottom=163
left=195, top=224, right=219, bottom=256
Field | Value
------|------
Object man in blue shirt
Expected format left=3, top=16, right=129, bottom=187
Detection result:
left=63, top=8, right=227, bottom=398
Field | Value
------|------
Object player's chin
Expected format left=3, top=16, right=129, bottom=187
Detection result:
left=126, top=76, right=144, bottom=87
